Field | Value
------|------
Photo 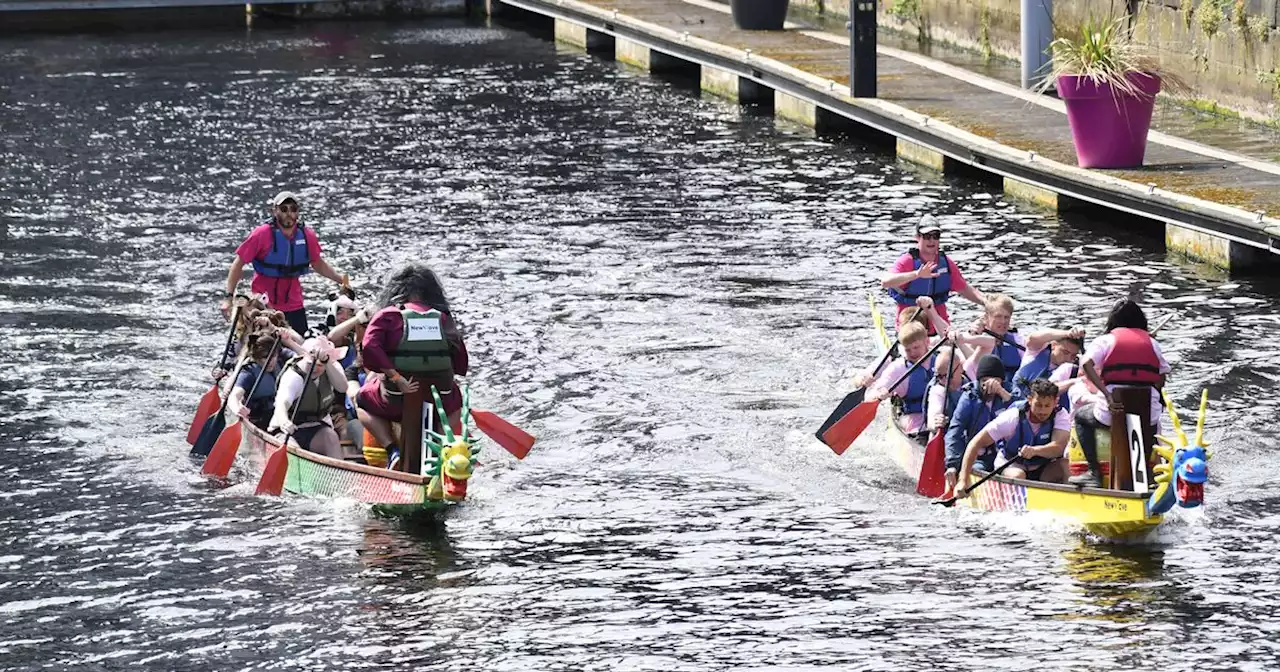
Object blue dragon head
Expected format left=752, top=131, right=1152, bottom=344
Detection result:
left=1148, top=390, right=1211, bottom=517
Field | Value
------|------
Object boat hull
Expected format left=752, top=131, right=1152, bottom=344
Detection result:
left=240, top=421, right=454, bottom=516
left=868, top=297, right=1161, bottom=541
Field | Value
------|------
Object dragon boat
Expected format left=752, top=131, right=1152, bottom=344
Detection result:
left=240, top=386, right=506, bottom=517
left=863, top=295, right=1210, bottom=542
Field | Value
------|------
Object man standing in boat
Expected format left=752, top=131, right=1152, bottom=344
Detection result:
left=880, top=214, right=987, bottom=330
left=219, top=191, right=348, bottom=336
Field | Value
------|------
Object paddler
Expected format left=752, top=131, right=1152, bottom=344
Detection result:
left=880, top=215, right=986, bottom=332
left=269, top=336, right=353, bottom=460
left=1012, top=332, right=1084, bottom=404
left=953, top=294, right=1084, bottom=387
left=1067, top=299, right=1170, bottom=488
left=944, top=355, right=1013, bottom=494
left=356, top=263, right=469, bottom=469
left=854, top=322, right=934, bottom=435
left=955, top=378, right=1071, bottom=495
left=227, top=331, right=286, bottom=431
left=220, top=191, right=348, bottom=336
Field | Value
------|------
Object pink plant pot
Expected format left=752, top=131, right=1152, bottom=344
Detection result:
left=1057, top=72, right=1161, bottom=169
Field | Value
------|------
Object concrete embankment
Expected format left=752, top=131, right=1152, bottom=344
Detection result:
left=492, top=0, right=1280, bottom=274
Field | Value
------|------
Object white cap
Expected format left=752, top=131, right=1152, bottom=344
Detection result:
left=916, top=214, right=941, bottom=235
left=273, top=191, right=300, bottom=207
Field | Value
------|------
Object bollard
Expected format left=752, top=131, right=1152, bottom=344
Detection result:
left=849, top=1, right=877, bottom=98
left=1021, top=0, right=1053, bottom=89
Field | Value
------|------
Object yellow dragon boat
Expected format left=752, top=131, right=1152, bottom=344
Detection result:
left=863, top=295, right=1210, bottom=542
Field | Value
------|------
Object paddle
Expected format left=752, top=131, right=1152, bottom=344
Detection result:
left=982, top=329, right=1026, bottom=352
left=202, top=338, right=282, bottom=479
left=820, top=336, right=950, bottom=456
left=932, top=457, right=1019, bottom=507
left=472, top=409, right=535, bottom=460
left=190, top=350, right=252, bottom=458
left=187, top=305, right=242, bottom=445
left=1149, top=312, right=1175, bottom=335
left=815, top=343, right=899, bottom=447
left=916, top=340, right=958, bottom=498
left=256, top=354, right=320, bottom=496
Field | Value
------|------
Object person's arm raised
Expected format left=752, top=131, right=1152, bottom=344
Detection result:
left=1026, top=327, right=1084, bottom=353
left=881, top=261, right=940, bottom=290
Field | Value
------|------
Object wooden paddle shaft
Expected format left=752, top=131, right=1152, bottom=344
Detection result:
left=401, top=387, right=425, bottom=475
left=1108, top=386, right=1154, bottom=491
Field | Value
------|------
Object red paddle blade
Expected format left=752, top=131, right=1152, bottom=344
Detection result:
left=201, top=424, right=241, bottom=479
left=187, top=385, right=221, bottom=445
left=472, top=410, right=535, bottom=460
left=916, top=430, right=948, bottom=498
left=820, top=401, right=879, bottom=456
left=255, top=446, right=288, bottom=496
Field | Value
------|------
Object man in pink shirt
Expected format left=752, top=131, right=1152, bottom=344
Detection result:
left=220, top=191, right=346, bottom=335
left=881, top=215, right=986, bottom=330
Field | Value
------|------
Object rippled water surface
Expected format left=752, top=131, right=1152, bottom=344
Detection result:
left=3, top=19, right=1280, bottom=671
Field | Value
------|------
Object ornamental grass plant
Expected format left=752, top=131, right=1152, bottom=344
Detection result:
left=1037, top=16, right=1190, bottom=98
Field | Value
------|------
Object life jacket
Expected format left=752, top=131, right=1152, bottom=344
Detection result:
left=956, top=381, right=1009, bottom=456
left=886, top=248, right=953, bottom=307
left=990, top=329, right=1022, bottom=383
left=1000, top=402, right=1059, bottom=460
left=1013, top=347, right=1052, bottom=398
left=900, top=355, right=934, bottom=415
left=239, top=362, right=279, bottom=427
left=1101, top=328, right=1162, bottom=387
left=392, top=305, right=454, bottom=377
left=250, top=220, right=311, bottom=279
left=286, top=356, right=335, bottom=425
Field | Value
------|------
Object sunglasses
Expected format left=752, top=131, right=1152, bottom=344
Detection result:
left=278, top=204, right=298, bottom=213
left=920, top=232, right=941, bottom=240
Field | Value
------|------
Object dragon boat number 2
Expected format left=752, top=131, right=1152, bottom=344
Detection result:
left=1127, top=413, right=1150, bottom=494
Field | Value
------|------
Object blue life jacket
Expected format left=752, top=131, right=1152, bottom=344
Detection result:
left=251, top=220, right=311, bottom=279
left=944, top=381, right=1010, bottom=469
left=1013, top=348, right=1052, bottom=398
left=1000, top=403, right=1059, bottom=460
left=237, top=362, right=279, bottom=426
left=886, top=248, right=953, bottom=307
left=901, top=356, right=934, bottom=414
left=990, top=329, right=1022, bottom=384
left=1014, top=350, right=1075, bottom=411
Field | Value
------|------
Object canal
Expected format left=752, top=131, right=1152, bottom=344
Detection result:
left=2, top=17, right=1277, bottom=670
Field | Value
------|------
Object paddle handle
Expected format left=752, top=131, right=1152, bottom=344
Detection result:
left=215, top=305, right=243, bottom=372
left=940, top=341, right=957, bottom=417
left=982, top=329, right=1026, bottom=352
left=1150, top=312, right=1175, bottom=336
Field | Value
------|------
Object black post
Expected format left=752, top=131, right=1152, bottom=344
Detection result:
left=849, top=0, right=877, bottom=98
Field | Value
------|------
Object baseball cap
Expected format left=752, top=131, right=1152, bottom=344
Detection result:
left=916, top=214, right=941, bottom=235
left=273, top=191, right=300, bottom=207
